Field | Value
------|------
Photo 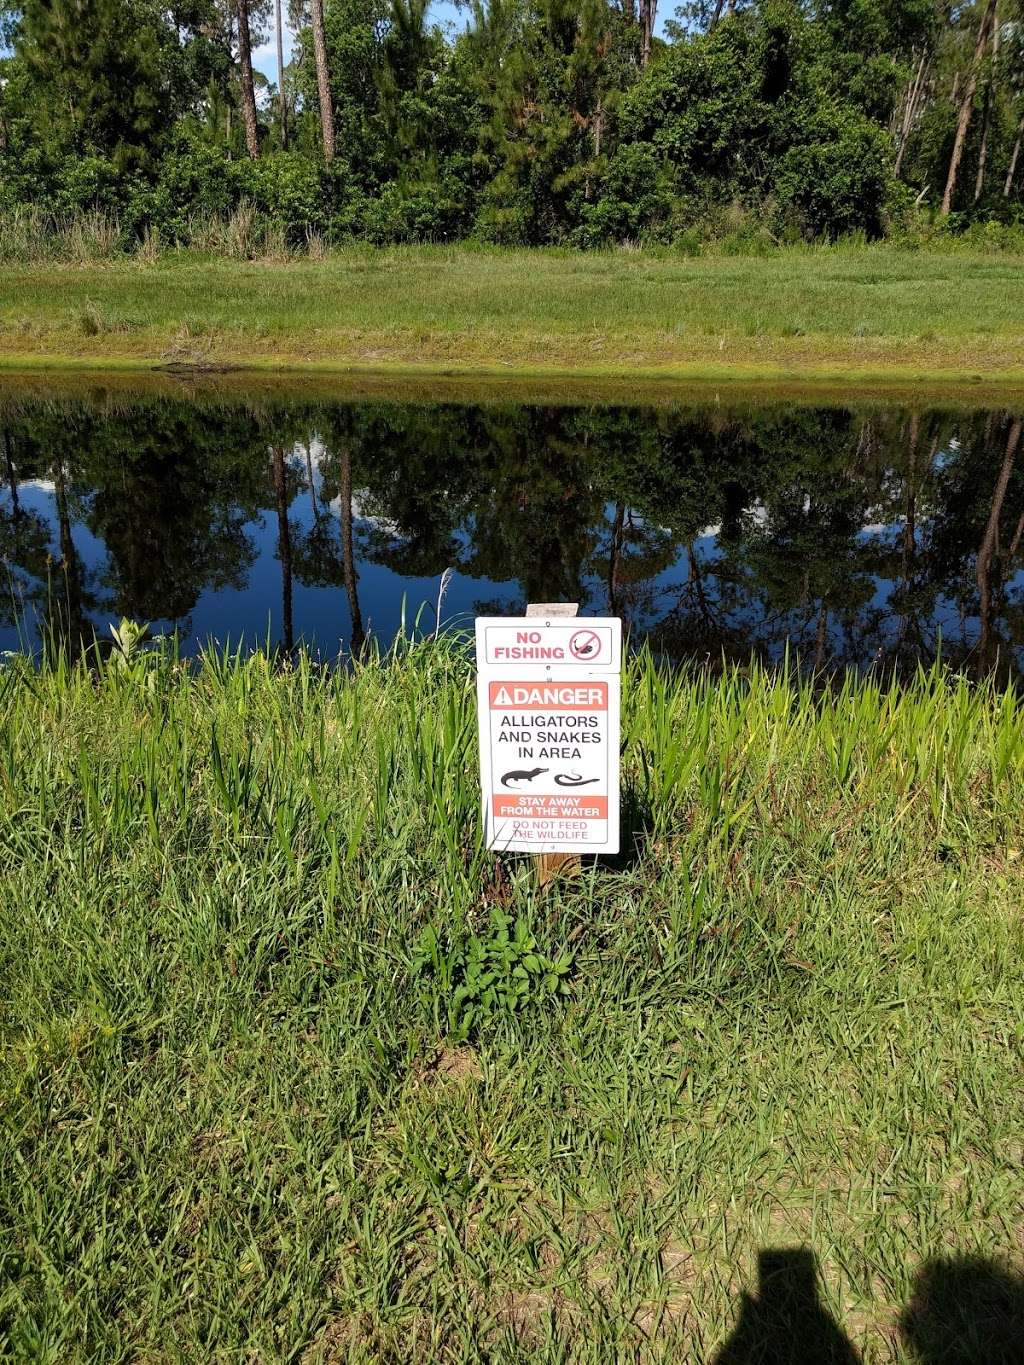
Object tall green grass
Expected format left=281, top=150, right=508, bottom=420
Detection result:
left=3, top=206, right=1024, bottom=266
left=1, top=637, right=1022, bottom=1360
left=0, top=205, right=307, bottom=266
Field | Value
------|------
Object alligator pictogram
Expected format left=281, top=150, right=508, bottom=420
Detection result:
left=501, top=767, right=548, bottom=787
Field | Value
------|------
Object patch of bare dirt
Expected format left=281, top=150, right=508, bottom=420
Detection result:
left=412, top=1045, right=483, bottom=1086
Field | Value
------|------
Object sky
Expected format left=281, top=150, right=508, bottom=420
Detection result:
left=252, top=2, right=672, bottom=83
left=2, top=3, right=676, bottom=84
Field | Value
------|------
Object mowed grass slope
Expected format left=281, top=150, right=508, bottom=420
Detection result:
left=2, top=245, right=1024, bottom=381
left=1, top=638, right=1023, bottom=1362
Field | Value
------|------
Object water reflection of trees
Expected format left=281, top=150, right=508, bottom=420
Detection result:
left=1, top=406, right=268, bottom=653
left=1, top=396, right=1022, bottom=677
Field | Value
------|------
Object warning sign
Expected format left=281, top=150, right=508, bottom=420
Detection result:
left=479, top=619, right=619, bottom=669
left=475, top=617, right=620, bottom=854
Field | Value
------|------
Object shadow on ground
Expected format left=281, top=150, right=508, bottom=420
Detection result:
left=713, top=1248, right=861, bottom=1364
left=901, top=1254, right=1024, bottom=1364
left=713, top=1247, right=1024, bottom=1365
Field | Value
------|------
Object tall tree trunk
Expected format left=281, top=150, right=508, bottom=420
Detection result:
left=592, top=96, right=604, bottom=159
left=235, top=0, right=260, bottom=160
left=894, top=51, right=928, bottom=178
left=53, top=459, right=85, bottom=661
left=897, top=416, right=920, bottom=652
left=639, top=0, right=656, bottom=67
left=224, top=13, right=234, bottom=150
left=974, top=81, right=991, bottom=201
left=337, top=445, right=364, bottom=656
left=607, top=502, right=625, bottom=617
left=903, top=415, right=919, bottom=569
left=310, top=0, right=336, bottom=163
left=973, top=18, right=999, bottom=202
left=275, top=0, right=288, bottom=150
left=686, top=540, right=713, bottom=632
left=272, top=447, right=294, bottom=654
left=1005, top=113, right=1024, bottom=197
left=708, top=0, right=726, bottom=31
left=977, top=417, right=1021, bottom=671
left=305, top=442, right=320, bottom=521
left=941, top=0, right=998, bottom=216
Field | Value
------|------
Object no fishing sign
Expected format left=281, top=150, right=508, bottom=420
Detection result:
left=475, top=615, right=621, bottom=854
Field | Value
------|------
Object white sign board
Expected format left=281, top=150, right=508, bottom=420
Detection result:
left=475, top=616, right=621, bottom=854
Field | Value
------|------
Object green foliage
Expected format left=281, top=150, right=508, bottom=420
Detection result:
left=411, top=908, right=574, bottom=1041
left=574, top=143, right=675, bottom=245
left=1, top=0, right=1023, bottom=248
left=236, top=152, right=335, bottom=239
left=0, top=637, right=1023, bottom=1355
left=775, top=109, right=894, bottom=238
left=591, top=3, right=903, bottom=241
left=9, top=0, right=221, bottom=171
left=142, top=140, right=239, bottom=233
left=306, top=0, right=390, bottom=178
left=469, top=0, right=640, bottom=244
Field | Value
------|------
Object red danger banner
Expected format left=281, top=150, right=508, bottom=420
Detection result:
left=488, top=681, right=608, bottom=710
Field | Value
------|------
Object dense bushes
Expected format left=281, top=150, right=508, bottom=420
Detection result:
left=775, top=114, right=895, bottom=239
left=0, top=0, right=1022, bottom=254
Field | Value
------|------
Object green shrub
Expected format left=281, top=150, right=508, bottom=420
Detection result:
left=47, top=154, right=131, bottom=221
left=410, top=909, right=574, bottom=1042
left=576, top=145, right=675, bottom=247
left=235, top=152, right=333, bottom=243
left=776, top=115, right=894, bottom=240
left=351, top=177, right=474, bottom=244
left=140, top=141, right=238, bottom=242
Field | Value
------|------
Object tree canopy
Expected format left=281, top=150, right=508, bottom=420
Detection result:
left=1, top=0, right=1022, bottom=243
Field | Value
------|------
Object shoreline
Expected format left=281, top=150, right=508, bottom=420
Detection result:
left=2, top=358, right=1024, bottom=408
left=2, top=248, right=1023, bottom=396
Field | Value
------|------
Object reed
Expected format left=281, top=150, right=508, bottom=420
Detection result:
left=0, top=208, right=124, bottom=264
left=1, top=636, right=1022, bottom=1359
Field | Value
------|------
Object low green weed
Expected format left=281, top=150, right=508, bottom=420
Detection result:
left=410, top=908, right=574, bottom=1041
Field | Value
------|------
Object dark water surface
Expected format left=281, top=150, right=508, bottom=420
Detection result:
left=1, top=383, right=1023, bottom=677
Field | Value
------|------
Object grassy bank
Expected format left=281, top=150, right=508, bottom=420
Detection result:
left=1, top=637, right=1023, bottom=1360
left=2, top=245, right=1024, bottom=383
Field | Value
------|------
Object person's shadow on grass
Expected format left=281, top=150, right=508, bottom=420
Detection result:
left=901, top=1254, right=1024, bottom=1364
left=711, top=1247, right=1024, bottom=1365
left=713, top=1247, right=861, bottom=1365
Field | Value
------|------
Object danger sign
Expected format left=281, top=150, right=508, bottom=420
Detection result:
left=475, top=616, right=621, bottom=854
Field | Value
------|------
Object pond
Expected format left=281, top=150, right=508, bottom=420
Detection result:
left=1, top=382, right=1022, bottom=677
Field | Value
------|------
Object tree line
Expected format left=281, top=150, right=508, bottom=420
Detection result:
left=0, top=0, right=1023, bottom=246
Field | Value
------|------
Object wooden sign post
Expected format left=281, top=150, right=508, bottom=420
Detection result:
left=475, top=606, right=621, bottom=887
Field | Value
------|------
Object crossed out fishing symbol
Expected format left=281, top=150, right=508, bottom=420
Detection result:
left=569, top=629, right=600, bottom=660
